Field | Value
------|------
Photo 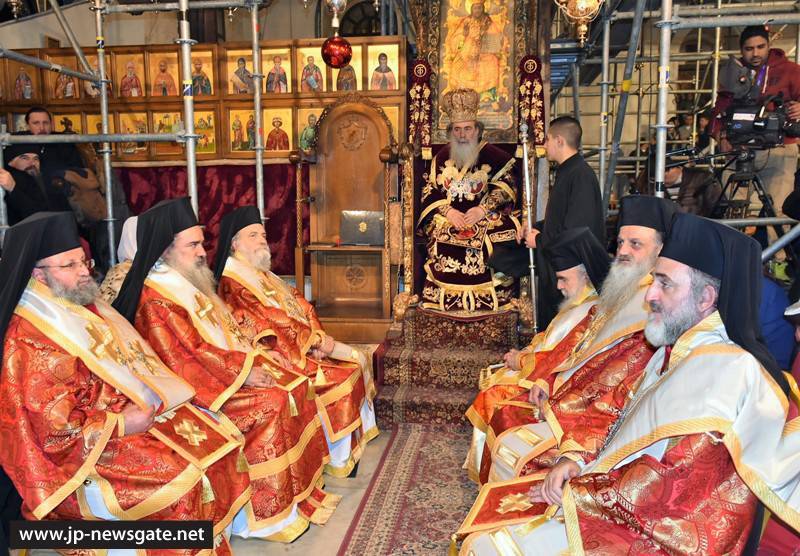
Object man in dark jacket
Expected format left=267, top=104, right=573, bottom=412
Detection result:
left=518, top=116, right=606, bottom=327
left=663, top=163, right=722, bottom=216
left=0, top=143, right=73, bottom=225
left=712, top=26, right=800, bottom=223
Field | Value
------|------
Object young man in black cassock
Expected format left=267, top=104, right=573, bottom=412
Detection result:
left=520, top=116, right=606, bottom=328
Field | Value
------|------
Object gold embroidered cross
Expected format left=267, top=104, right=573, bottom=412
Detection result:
left=174, top=419, right=207, bottom=446
left=258, top=278, right=276, bottom=297
left=223, top=313, right=249, bottom=347
left=497, top=493, right=533, bottom=514
left=86, top=323, right=125, bottom=365
left=194, top=293, right=219, bottom=326
left=128, top=340, right=162, bottom=375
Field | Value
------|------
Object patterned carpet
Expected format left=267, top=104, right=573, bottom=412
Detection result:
left=338, top=424, right=477, bottom=555
left=376, top=307, right=520, bottom=427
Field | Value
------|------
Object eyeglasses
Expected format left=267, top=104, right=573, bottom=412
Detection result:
left=36, top=259, right=96, bottom=271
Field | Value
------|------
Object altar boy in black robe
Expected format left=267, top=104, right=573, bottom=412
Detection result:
left=520, top=116, right=606, bottom=328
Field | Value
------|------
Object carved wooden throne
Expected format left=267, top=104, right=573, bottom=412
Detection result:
left=297, top=94, right=399, bottom=342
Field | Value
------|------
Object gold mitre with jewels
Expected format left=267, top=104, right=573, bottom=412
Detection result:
left=441, top=88, right=480, bottom=124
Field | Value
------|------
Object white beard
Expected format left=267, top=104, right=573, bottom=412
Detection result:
left=449, top=138, right=480, bottom=170
left=598, top=256, right=655, bottom=315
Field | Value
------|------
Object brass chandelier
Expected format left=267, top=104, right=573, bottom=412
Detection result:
left=554, top=0, right=605, bottom=44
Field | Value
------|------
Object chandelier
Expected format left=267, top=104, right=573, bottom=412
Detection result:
left=554, top=0, right=605, bottom=45
left=8, top=0, right=25, bottom=18
left=325, top=0, right=347, bottom=30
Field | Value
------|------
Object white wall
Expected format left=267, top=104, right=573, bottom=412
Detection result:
left=0, top=0, right=317, bottom=49
left=224, top=1, right=316, bottom=41
left=0, top=2, right=177, bottom=48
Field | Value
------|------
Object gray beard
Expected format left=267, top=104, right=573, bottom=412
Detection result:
left=449, top=139, right=480, bottom=169
left=598, top=257, right=655, bottom=316
left=241, top=247, right=272, bottom=273
left=167, top=255, right=217, bottom=297
left=645, top=301, right=703, bottom=347
left=46, top=274, right=99, bottom=306
left=558, top=290, right=580, bottom=312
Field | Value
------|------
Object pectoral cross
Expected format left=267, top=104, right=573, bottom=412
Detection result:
left=497, top=493, right=533, bottom=514
left=258, top=278, right=277, bottom=297
left=86, top=323, right=126, bottom=365
left=174, top=419, right=207, bottom=446
left=195, top=293, right=220, bottom=326
left=128, top=340, right=162, bottom=375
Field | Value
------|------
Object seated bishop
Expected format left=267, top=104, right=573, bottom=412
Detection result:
left=111, top=198, right=335, bottom=542
left=214, top=205, right=378, bottom=477
left=464, top=226, right=609, bottom=481
left=459, top=213, right=800, bottom=555
left=477, top=196, right=677, bottom=485
left=0, top=212, right=251, bottom=554
left=417, top=87, right=520, bottom=312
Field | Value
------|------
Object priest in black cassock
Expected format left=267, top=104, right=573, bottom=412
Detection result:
left=520, top=116, right=606, bottom=328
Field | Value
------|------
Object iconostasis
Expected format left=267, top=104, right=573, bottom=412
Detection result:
left=1, top=37, right=406, bottom=163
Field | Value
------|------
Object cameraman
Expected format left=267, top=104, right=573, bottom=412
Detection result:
left=712, top=25, right=800, bottom=218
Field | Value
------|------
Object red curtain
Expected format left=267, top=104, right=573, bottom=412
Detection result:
left=119, top=163, right=310, bottom=275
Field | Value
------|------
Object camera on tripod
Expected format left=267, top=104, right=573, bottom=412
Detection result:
left=724, top=92, right=800, bottom=148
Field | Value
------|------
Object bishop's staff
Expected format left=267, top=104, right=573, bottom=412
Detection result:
left=520, top=122, right=538, bottom=334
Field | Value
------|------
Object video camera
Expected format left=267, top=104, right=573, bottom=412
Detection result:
left=724, top=93, right=800, bottom=148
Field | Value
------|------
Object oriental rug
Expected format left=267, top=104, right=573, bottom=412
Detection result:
left=337, top=423, right=477, bottom=555
left=376, top=307, right=520, bottom=426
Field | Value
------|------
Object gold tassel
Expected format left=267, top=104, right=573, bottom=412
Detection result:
left=448, top=534, right=458, bottom=556
left=201, top=474, right=215, bottom=504
left=314, top=364, right=329, bottom=387
left=288, top=393, right=299, bottom=416
left=422, top=146, right=432, bottom=160
left=236, top=450, right=249, bottom=472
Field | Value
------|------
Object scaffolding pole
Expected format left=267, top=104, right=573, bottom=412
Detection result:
left=0, top=47, right=97, bottom=83
left=0, top=133, right=184, bottom=144
left=672, top=13, right=800, bottom=30
left=571, top=62, right=581, bottom=119
left=92, top=0, right=116, bottom=266
left=604, top=0, right=647, bottom=212
left=47, top=0, right=94, bottom=75
left=177, top=0, right=199, bottom=216
left=103, top=0, right=250, bottom=13
left=251, top=1, right=266, bottom=221
left=653, top=0, right=673, bottom=198
left=598, top=14, right=611, bottom=198
left=796, top=25, right=800, bottom=63
left=611, top=1, right=799, bottom=21
left=582, top=51, right=739, bottom=65
left=0, top=124, right=6, bottom=244
left=710, top=0, right=722, bottom=156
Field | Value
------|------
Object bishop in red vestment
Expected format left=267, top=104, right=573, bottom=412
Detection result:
left=0, top=212, right=250, bottom=555
left=214, top=206, right=378, bottom=477
left=112, top=199, right=334, bottom=542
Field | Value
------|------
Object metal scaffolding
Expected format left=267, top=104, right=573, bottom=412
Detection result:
left=0, top=0, right=268, bottom=261
left=554, top=0, right=800, bottom=207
